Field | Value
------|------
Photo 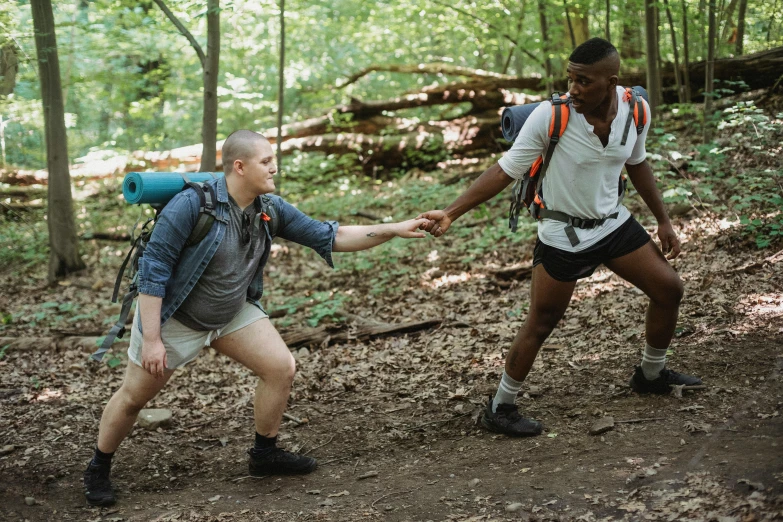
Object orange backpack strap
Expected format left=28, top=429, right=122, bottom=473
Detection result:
left=621, top=87, right=648, bottom=146
left=508, top=92, right=570, bottom=232
left=533, top=93, right=570, bottom=199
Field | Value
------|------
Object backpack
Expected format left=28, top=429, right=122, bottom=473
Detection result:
left=91, top=173, right=279, bottom=362
left=504, top=86, right=649, bottom=247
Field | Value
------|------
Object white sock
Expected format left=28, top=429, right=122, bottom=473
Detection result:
left=492, top=371, right=524, bottom=412
left=641, top=344, right=668, bottom=380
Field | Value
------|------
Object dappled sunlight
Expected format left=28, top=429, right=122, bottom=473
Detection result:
left=736, top=292, right=782, bottom=317
left=421, top=270, right=484, bottom=289
left=32, top=388, right=63, bottom=403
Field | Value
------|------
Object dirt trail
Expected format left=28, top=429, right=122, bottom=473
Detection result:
left=1, top=214, right=782, bottom=521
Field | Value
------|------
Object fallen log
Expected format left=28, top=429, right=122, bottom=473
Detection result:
left=279, top=319, right=443, bottom=348
left=0, top=319, right=442, bottom=354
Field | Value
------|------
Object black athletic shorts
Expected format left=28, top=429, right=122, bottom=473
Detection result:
left=533, top=217, right=652, bottom=282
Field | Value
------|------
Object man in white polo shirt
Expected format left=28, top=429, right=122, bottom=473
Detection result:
left=419, top=38, right=701, bottom=437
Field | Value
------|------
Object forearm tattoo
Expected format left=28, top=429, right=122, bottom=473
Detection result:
left=366, top=232, right=377, bottom=237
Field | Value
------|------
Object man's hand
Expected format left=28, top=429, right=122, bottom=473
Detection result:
left=141, top=338, right=168, bottom=378
left=657, top=221, right=681, bottom=259
left=416, top=210, right=452, bottom=237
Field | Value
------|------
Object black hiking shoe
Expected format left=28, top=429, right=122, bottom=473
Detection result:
left=83, top=463, right=116, bottom=507
left=479, top=396, right=543, bottom=437
left=629, top=366, right=703, bottom=395
left=248, top=447, right=317, bottom=476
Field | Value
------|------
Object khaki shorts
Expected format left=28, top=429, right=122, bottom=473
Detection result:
left=128, top=302, right=268, bottom=369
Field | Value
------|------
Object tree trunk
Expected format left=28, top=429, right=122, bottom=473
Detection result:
left=704, top=0, right=717, bottom=142
left=620, top=0, right=643, bottom=58
left=663, top=0, right=684, bottom=103
left=199, top=0, right=219, bottom=172
left=502, top=3, right=526, bottom=75
left=681, top=0, right=692, bottom=102
left=30, top=0, right=85, bottom=281
left=645, top=0, right=661, bottom=114
left=0, top=41, right=17, bottom=97
left=571, top=3, right=590, bottom=45
left=718, top=0, right=739, bottom=49
left=564, top=0, right=576, bottom=48
left=735, top=0, right=747, bottom=55
left=538, top=0, right=554, bottom=92
left=605, top=0, right=611, bottom=41
left=276, top=0, right=285, bottom=191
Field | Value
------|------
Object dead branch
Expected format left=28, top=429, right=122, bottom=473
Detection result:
left=334, top=63, right=520, bottom=90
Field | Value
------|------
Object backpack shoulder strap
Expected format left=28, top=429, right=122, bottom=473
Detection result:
left=621, top=87, right=648, bottom=146
left=259, top=195, right=279, bottom=238
left=535, top=92, right=570, bottom=193
left=180, top=173, right=218, bottom=247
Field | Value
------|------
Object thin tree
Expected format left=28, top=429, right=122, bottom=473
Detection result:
left=564, top=0, right=577, bottom=48
left=663, top=0, right=684, bottom=103
left=502, top=0, right=527, bottom=75
left=605, top=0, right=611, bottom=41
left=30, top=0, right=85, bottom=281
left=644, top=0, right=661, bottom=115
left=152, top=0, right=220, bottom=172
left=681, top=0, right=692, bottom=101
left=735, top=0, right=747, bottom=54
left=704, top=0, right=717, bottom=142
left=537, top=0, right=554, bottom=92
left=276, top=0, right=285, bottom=192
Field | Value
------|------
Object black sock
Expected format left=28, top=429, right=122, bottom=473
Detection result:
left=253, top=433, right=277, bottom=452
left=91, top=447, right=114, bottom=468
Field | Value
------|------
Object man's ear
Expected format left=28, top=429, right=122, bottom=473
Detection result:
left=234, top=158, right=244, bottom=176
left=608, top=74, right=619, bottom=89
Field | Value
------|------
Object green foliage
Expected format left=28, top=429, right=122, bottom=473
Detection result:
left=4, top=0, right=780, bottom=169
left=647, top=101, right=782, bottom=249
left=306, top=291, right=346, bottom=327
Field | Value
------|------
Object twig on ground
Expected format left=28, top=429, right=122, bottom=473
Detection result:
left=283, top=412, right=305, bottom=425
left=403, top=412, right=470, bottom=432
left=304, top=435, right=334, bottom=456
left=371, top=489, right=414, bottom=508
left=232, top=475, right=267, bottom=483
left=319, top=455, right=355, bottom=466
left=615, top=417, right=666, bottom=424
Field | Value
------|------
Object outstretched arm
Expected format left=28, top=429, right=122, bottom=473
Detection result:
left=625, top=160, right=681, bottom=259
left=418, top=162, right=514, bottom=237
left=332, top=218, right=430, bottom=252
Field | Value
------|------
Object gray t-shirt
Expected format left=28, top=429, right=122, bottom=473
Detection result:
left=173, top=196, right=266, bottom=330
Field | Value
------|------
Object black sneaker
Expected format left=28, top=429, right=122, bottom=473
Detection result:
left=629, top=366, right=703, bottom=395
left=83, top=463, right=116, bottom=507
left=479, top=396, right=543, bottom=437
left=248, top=447, right=317, bottom=476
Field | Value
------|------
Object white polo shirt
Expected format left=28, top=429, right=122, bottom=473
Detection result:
left=498, top=86, right=651, bottom=252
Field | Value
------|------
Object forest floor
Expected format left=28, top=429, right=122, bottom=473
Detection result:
left=1, top=122, right=782, bottom=520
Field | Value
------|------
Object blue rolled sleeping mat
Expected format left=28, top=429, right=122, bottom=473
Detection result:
left=501, top=102, right=542, bottom=142
left=122, top=172, right=224, bottom=205
left=500, top=85, right=650, bottom=143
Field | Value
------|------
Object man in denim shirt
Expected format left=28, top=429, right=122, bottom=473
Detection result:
left=84, top=130, right=428, bottom=506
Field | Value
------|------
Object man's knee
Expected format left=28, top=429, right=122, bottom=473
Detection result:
left=525, top=309, right=563, bottom=341
left=113, top=385, right=150, bottom=417
left=255, top=350, right=296, bottom=385
left=654, top=274, right=684, bottom=308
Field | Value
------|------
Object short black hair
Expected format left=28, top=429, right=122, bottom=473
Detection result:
left=569, top=38, right=618, bottom=65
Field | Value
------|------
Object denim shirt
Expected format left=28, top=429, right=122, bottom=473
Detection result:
left=137, top=176, right=338, bottom=327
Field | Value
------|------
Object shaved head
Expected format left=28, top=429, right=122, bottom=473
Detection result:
left=222, top=130, right=269, bottom=175
left=569, top=37, right=620, bottom=75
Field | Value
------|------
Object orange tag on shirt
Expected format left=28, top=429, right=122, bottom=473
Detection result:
left=261, top=212, right=271, bottom=222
